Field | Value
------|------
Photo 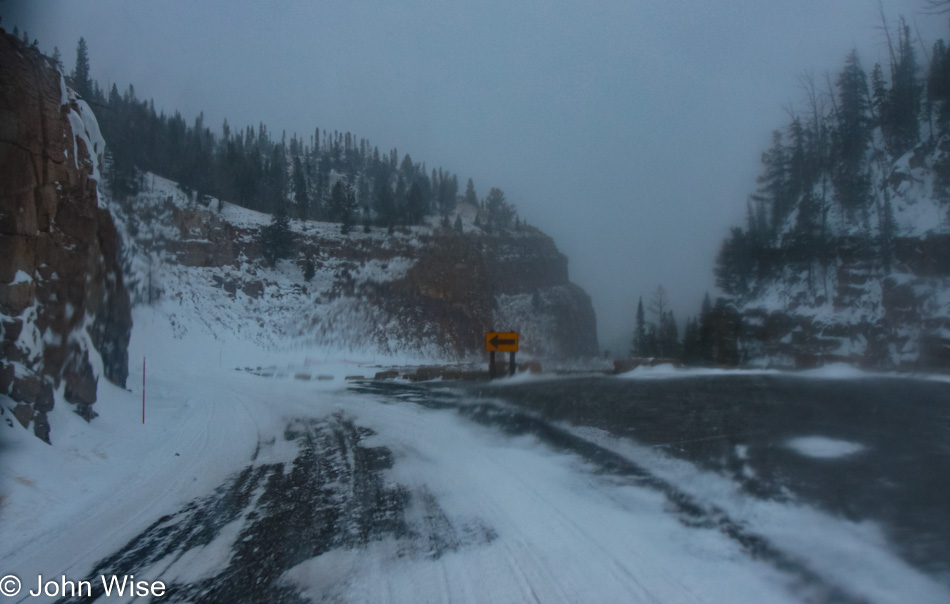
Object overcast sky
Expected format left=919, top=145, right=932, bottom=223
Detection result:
left=4, top=0, right=946, bottom=352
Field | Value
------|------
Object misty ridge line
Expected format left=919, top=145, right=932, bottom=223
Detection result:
left=10, top=28, right=525, bottom=238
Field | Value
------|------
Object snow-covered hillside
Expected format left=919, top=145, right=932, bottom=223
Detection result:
left=108, top=172, right=598, bottom=365
left=717, top=131, right=950, bottom=370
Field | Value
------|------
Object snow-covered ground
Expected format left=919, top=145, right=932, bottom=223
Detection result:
left=3, top=310, right=950, bottom=603
left=618, top=361, right=950, bottom=383
left=784, top=436, right=865, bottom=459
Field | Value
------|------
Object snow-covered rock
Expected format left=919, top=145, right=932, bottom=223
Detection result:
left=109, top=173, right=598, bottom=364
left=719, top=134, right=950, bottom=370
left=0, top=31, right=132, bottom=442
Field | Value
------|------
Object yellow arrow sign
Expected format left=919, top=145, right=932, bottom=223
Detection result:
left=486, top=331, right=519, bottom=352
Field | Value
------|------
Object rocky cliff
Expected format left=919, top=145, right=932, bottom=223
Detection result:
left=111, top=174, right=597, bottom=361
left=0, top=31, right=132, bottom=442
left=715, top=138, right=950, bottom=371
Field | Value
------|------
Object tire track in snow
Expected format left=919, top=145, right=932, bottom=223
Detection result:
left=52, top=411, right=488, bottom=604
left=349, top=381, right=865, bottom=604
left=471, top=442, right=651, bottom=604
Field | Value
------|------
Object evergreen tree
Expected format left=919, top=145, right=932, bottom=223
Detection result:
left=681, top=318, right=700, bottom=365
left=454, top=213, right=463, bottom=233
left=485, top=187, right=514, bottom=230
left=698, top=293, right=714, bottom=364
left=753, top=130, right=791, bottom=231
left=831, top=50, right=872, bottom=211
left=437, top=172, right=458, bottom=217
left=336, top=186, right=357, bottom=235
left=659, top=310, right=680, bottom=359
left=405, top=181, right=426, bottom=225
left=400, top=153, right=414, bottom=178
left=71, top=37, right=91, bottom=98
left=631, top=297, right=647, bottom=357
left=375, top=180, right=396, bottom=227
left=327, top=181, right=347, bottom=223
left=464, top=178, right=478, bottom=206
left=292, top=155, right=309, bottom=219
left=879, top=193, right=896, bottom=272
left=928, top=39, right=950, bottom=129
left=786, top=118, right=810, bottom=204
left=882, top=18, right=921, bottom=157
left=715, top=228, right=755, bottom=296
left=260, top=202, right=293, bottom=265
left=871, top=63, right=889, bottom=127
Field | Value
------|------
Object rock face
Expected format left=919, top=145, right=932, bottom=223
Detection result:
left=111, top=176, right=597, bottom=361
left=0, top=31, right=132, bottom=441
left=715, top=136, right=950, bottom=371
left=394, top=233, right=599, bottom=358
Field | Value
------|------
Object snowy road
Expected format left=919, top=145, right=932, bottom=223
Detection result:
left=3, top=361, right=950, bottom=603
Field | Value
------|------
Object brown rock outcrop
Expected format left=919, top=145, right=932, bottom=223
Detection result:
left=0, top=30, right=132, bottom=441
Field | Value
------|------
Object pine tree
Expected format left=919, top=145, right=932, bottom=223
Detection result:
left=400, top=153, right=414, bottom=178
left=884, top=18, right=921, bottom=157
left=464, top=178, right=478, bottom=206
left=71, top=37, right=91, bottom=98
left=485, top=187, right=514, bottom=230
left=375, top=180, right=396, bottom=227
left=454, top=214, right=463, bottom=233
left=261, top=202, right=293, bottom=265
left=715, top=227, right=760, bottom=298
left=405, top=181, right=426, bottom=225
left=880, top=193, right=896, bottom=272
left=831, top=50, right=872, bottom=211
left=327, top=181, right=347, bottom=222
left=928, top=39, right=950, bottom=129
left=438, top=173, right=458, bottom=217
left=871, top=63, right=888, bottom=127
left=698, top=293, right=714, bottom=364
left=682, top=318, right=700, bottom=365
left=340, top=187, right=357, bottom=234
left=753, top=130, right=791, bottom=232
left=631, top=297, right=647, bottom=357
left=292, top=155, right=309, bottom=219
left=660, top=310, right=680, bottom=359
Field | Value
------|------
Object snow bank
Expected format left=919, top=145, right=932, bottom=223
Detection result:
left=785, top=436, right=866, bottom=459
left=617, top=364, right=779, bottom=379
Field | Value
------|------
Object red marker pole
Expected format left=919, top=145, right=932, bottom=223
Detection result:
left=142, top=357, right=146, bottom=424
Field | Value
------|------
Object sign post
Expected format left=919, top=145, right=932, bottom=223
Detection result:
left=485, top=332, right=519, bottom=378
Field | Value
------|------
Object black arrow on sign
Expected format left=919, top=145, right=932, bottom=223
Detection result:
left=490, top=335, right=516, bottom=347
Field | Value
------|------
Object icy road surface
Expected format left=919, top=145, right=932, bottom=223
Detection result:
left=3, top=365, right=950, bottom=603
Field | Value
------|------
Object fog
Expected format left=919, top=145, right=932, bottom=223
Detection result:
left=4, top=0, right=945, bottom=352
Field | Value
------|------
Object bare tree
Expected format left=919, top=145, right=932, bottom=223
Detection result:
left=877, top=1, right=898, bottom=79
left=923, top=0, right=950, bottom=14
left=648, top=285, right=668, bottom=329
